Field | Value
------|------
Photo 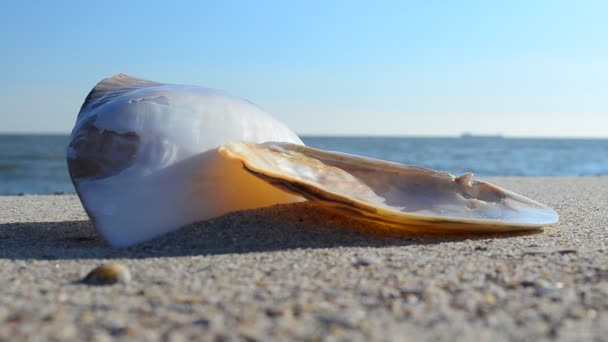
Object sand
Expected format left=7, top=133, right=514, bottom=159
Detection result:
left=0, top=176, right=607, bottom=341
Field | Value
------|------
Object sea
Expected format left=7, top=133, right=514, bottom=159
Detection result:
left=1, top=134, right=607, bottom=195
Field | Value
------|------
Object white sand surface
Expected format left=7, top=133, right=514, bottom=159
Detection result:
left=0, top=177, right=607, bottom=341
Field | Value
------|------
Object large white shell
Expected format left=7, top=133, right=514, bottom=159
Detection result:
left=68, top=74, right=559, bottom=247
left=68, top=74, right=304, bottom=247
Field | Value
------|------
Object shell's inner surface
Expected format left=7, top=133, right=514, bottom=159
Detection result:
left=219, top=141, right=559, bottom=232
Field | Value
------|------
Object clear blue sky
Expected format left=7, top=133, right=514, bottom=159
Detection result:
left=2, top=1, right=607, bottom=137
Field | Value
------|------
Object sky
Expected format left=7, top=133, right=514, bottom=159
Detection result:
left=1, top=1, right=607, bottom=137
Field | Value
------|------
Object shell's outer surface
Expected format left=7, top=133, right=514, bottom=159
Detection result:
left=82, top=263, right=132, bottom=285
left=68, top=74, right=304, bottom=247
left=219, top=141, right=559, bottom=233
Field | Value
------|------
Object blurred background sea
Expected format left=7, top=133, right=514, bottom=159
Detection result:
left=1, top=134, right=607, bottom=195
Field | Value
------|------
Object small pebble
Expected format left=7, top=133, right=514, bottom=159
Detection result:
left=535, top=282, right=564, bottom=296
left=354, top=256, right=381, bottom=267
left=265, top=307, right=284, bottom=318
left=82, top=263, right=131, bottom=285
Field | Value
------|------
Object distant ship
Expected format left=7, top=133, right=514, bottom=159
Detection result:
left=460, top=132, right=504, bottom=139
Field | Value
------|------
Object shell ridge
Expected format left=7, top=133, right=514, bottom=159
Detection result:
left=79, top=73, right=162, bottom=113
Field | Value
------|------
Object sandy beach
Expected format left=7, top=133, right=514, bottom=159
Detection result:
left=1, top=176, right=607, bottom=341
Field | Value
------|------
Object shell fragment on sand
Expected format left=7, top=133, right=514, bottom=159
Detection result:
left=82, top=263, right=131, bottom=285
left=67, top=74, right=559, bottom=247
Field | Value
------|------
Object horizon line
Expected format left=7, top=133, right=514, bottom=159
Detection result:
left=1, top=131, right=608, bottom=140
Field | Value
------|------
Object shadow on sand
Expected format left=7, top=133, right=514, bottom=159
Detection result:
left=0, top=202, right=541, bottom=260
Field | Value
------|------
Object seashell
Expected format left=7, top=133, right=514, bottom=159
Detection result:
left=67, top=74, right=559, bottom=247
left=82, top=263, right=131, bottom=285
